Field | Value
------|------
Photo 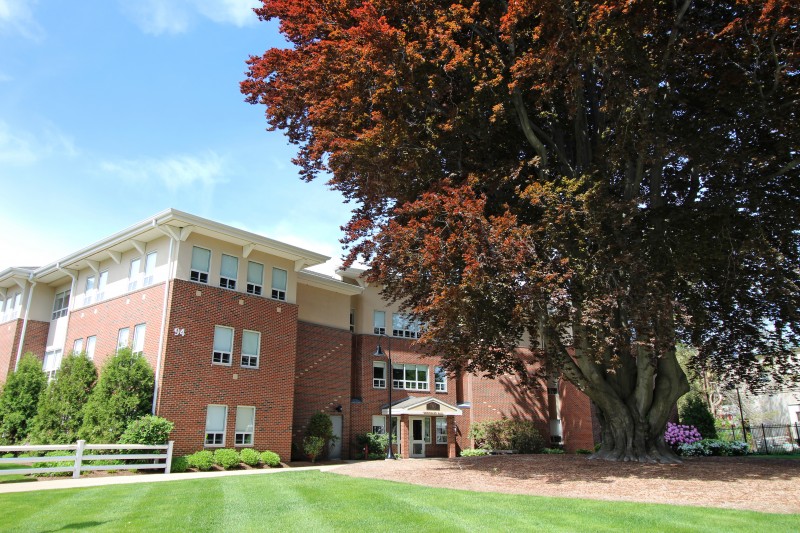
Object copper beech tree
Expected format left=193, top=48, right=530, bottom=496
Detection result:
left=243, top=1, right=800, bottom=461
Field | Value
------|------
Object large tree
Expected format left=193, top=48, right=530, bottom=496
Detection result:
left=243, top=0, right=800, bottom=461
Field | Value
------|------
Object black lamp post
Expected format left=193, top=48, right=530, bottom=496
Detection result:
left=373, top=334, right=396, bottom=460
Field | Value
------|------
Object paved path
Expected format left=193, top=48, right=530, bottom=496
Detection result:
left=0, top=464, right=346, bottom=494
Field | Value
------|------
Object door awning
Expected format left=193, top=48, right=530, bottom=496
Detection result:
left=381, top=396, right=462, bottom=416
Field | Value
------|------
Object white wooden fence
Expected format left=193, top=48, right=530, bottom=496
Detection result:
left=0, top=440, right=174, bottom=478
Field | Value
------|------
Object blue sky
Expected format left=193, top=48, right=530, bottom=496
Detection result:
left=0, top=0, right=354, bottom=275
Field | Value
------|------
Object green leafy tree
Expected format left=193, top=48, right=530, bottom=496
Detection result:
left=679, top=392, right=718, bottom=440
left=244, top=0, right=799, bottom=462
left=306, top=411, right=336, bottom=458
left=29, top=352, right=97, bottom=444
left=119, top=415, right=174, bottom=445
left=80, top=347, right=154, bottom=443
left=0, top=353, right=47, bottom=444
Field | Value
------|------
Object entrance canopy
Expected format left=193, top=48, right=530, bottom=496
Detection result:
left=381, top=396, right=462, bottom=417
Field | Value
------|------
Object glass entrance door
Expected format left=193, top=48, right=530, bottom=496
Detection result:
left=410, top=417, right=425, bottom=457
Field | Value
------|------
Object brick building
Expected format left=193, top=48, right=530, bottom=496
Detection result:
left=0, top=209, right=595, bottom=458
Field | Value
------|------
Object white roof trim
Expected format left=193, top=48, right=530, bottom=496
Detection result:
left=381, top=396, right=462, bottom=416
left=298, top=270, right=363, bottom=296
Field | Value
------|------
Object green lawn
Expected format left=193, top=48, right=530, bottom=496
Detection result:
left=0, top=470, right=796, bottom=532
left=0, top=463, right=31, bottom=484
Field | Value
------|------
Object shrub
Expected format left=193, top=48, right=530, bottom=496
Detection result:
left=468, top=418, right=544, bottom=453
left=33, top=450, right=75, bottom=477
left=679, top=392, right=718, bottom=440
left=29, top=352, right=97, bottom=445
left=575, top=448, right=592, bottom=455
left=355, top=432, right=388, bottom=457
left=186, top=450, right=214, bottom=471
left=260, top=450, right=281, bottom=467
left=664, top=422, right=702, bottom=448
left=239, top=448, right=260, bottom=467
left=542, top=448, right=565, bottom=454
left=678, top=439, right=749, bottom=457
left=1, top=453, right=14, bottom=459
left=507, top=420, right=545, bottom=454
left=170, top=456, right=189, bottom=473
left=306, top=412, right=336, bottom=458
left=213, top=448, right=241, bottom=470
left=460, top=448, right=490, bottom=457
left=0, top=353, right=47, bottom=444
left=303, top=436, right=325, bottom=463
left=80, top=348, right=154, bottom=443
left=119, top=415, right=174, bottom=445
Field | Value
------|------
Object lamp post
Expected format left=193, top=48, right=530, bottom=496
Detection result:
left=373, top=334, right=396, bottom=460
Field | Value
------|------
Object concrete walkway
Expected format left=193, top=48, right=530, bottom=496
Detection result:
left=0, top=464, right=346, bottom=494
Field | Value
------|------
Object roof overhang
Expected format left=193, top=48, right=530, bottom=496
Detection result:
left=298, top=270, right=363, bottom=296
left=382, top=396, right=462, bottom=416
left=0, top=267, right=35, bottom=295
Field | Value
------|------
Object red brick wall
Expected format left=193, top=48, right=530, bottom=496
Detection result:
left=560, top=379, right=596, bottom=452
left=0, top=319, right=21, bottom=384
left=157, top=279, right=298, bottom=458
left=292, top=321, right=352, bottom=460
left=21, top=320, right=49, bottom=362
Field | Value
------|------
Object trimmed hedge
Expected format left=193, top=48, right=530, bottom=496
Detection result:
left=260, top=450, right=281, bottom=467
left=186, top=450, right=214, bottom=471
left=240, top=448, right=260, bottom=467
left=460, top=448, right=490, bottom=457
left=170, top=456, right=189, bottom=473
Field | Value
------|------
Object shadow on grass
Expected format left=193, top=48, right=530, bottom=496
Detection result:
left=39, top=521, right=108, bottom=532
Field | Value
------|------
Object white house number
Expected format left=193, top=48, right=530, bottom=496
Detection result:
left=173, top=327, right=186, bottom=336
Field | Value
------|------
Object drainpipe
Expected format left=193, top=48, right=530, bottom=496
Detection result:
left=152, top=222, right=177, bottom=414
left=56, top=264, right=78, bottom=355
left=14, top=276, right=36, bottom=371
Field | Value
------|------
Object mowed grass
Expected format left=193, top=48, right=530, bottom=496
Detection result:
left=0, top=470, right=797, bottom=532
left=0, top=463, right=31, bottom=484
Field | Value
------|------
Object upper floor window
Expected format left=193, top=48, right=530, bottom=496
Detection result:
left=434, top=366, right=447, bottom=392
left=86, top=336, right=97, bottom=360
left=241, top=330, right=260, bottom=368
left=373, top=361, right=386, bottom=388
left=392, top=364, right=429, bottom=390
left=43, top=349, right=63, bottom=382
left=52, top=290, right=70, bottom=320
left=373, top=311, right=386, bottom=335
left=97, top=271, right=108, bottom=302
left=271, top=267, right=287, bottom=301
left=246, top=261, right=264, bottom=296
left=392, top=313, right=421, bottom=339
left=205, top=405, right=227, bottom=446
left=117, top=327, right=130, bottom=351
left=128, top=257, right=141, bottom=291
left=132, top=323, right=146, bottom=355
left=190, top=246, right=211, bottom=284
left=213, top=325, right=233, bottom=365
left=73, top=338, right=84, bottom=354
left=84, top=275, right=96, bottom=305
left=235, top=406, right=255, bottom=446
left=220, top=254, right=238, bottom=290
left=144, top=251, right=157, bottom=287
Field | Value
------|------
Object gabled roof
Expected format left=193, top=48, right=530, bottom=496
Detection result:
left=381, top=396, right=463, bottom=416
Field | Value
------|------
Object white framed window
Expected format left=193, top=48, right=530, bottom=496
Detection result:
left=392, top=313, right=421, bottom=339
left=43, top=349, right=63, bottom=382
left=220, top=254, right=238, bottom=290
left=73, top=338, right=84, bottom=354
left=350, top=309, right=355, bottom=333
left=205, top=405, right=227, bottom=446
left=373, top=311, right=385, bottom=335
left=373, top=361, right=386, bottom=388
left=392, top=364, right=429, bottom=390
left=132, top=323, right=146, bottom=355
left=246, top=261, right=264, bottom=296
left=371, top=415, right=386, bottom=434
left=424, top=417, right=432, bottom=444
left=241, top=330, right=260, bottom=368
left=144, top=251, right=157, bottom=287
left=235, top=406, right=255, bottom=446
left=436, top=417, right=447, bottom=444
left=96, top=271, right=108, bottom=302
left=86, top=336, right=97, bottom=360
left=128, top=257, right=141, bottom=291
left=191, top=246, right=211, bottom=284
left=434, top=366, right=447, bottom=392
left=117, top=327, right=130, bottom=351
left=271, top=267, right=287, bottom=301
left=52, top=290, right=70, bottom=320
left=213, top=325, right=233, bottom=365
left=84, top=275, right=96, bottom=305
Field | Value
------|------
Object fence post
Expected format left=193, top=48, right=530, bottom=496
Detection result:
left=165, top=441, right=174, bottom=474
left=761, top=424, right=768, bottom=454
left=73, top=440, right=85, bottom=479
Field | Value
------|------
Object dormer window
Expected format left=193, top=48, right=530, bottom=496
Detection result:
left=191, top=246, right=211, bottom=284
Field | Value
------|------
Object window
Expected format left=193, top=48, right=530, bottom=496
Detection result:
left=373, top=311, right=386, bottom=335
left=128, top=257, right=141, bottom=291
left=424, top=417, right=432, bottom=444
left=436, top=417, right=447, bottom=444
left=271, top=267, right=287, bottom=300
left=117, top=328, right=130, bottom=351
left=52, top=290, right=70, bottom=320
left=246, top=261, right=264, bottom=295
left=96, top=271, right=108, bottom=302
left=392, top=364, right=429, bottom=390
left=213, top=326, right=233, bottom=365
left=43, top=349, right=63, bottom=382
left=241, top=330, right=260, bottom=368
left=373, top=361, right=386, bottom=388
left=205, top=405, right=227, bottom=446
left=371, top=415, right=386, bottom=434
left=349, top=309, right=355, bottom=333
left=434, top=366, right=447, bottom=392
left=220, top=254, right=238, bottom=290
left=84, top=275, right=96, bottom=305
left=86, top=336, right=97, bottom=360
left=132, top=323, right=146, bottom=355
left=73, top=338, right=84, bottom=354
left=190, top=246, right=211, bottom=284
left=144, top=251, right=157, bottom=286
left=235, top=406, right=255, bottom=445
left=392, top=313, right=421, bottom=338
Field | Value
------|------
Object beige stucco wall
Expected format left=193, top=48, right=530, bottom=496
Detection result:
left=296, top=283, right=350, bottom=330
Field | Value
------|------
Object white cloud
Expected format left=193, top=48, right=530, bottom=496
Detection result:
left=122, top=0, right=258, bottom=35
left=0, top=121, right=77, bottom=165
left=0, top=0, right=43, bottom=40
left=194, top=0, right=259, bottom=27
left=99, top=151, right=227, bottom=191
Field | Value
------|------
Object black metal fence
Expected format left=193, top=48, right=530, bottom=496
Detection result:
left=716, top=423, right=800, bottom=454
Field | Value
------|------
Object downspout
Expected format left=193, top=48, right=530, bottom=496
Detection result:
left=14, top=276, right=36, bottom=371
left=56, top=264, right=78, bottom=355
left=152, top=221, right=177, bottom=415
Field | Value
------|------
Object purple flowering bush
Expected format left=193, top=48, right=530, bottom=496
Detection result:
left=664, top=422, right=702, bottom=448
